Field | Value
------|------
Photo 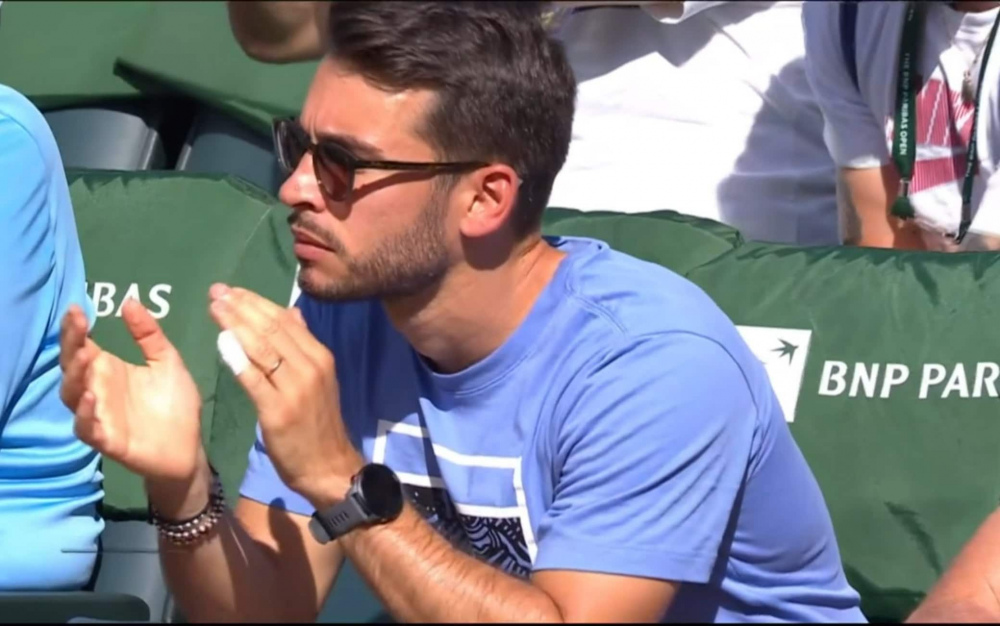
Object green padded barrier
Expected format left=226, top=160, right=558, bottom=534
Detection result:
left=0, top=1, right=151, bottom=110
left=682, top=243, right=1000, bottom=622
left=542, top=208, right=742, bottom=275
left=69, top=171, right=297, bottom=518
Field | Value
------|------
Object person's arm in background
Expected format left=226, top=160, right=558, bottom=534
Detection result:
left=802, top=2, right=924, bottom=250
left=906, top=509, right=1000, bottom=622
left=224, top=2, right=692, bottom=63
left=836, top=167, right=925, bottom=249
left=226, top=1, right=329, bottom=63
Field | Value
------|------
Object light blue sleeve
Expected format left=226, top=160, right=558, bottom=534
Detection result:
left=0, top=109, right=54, bottom=414
left=0, top=90, right=102, bottom=591
left=533, top=332, right=757, bottom=584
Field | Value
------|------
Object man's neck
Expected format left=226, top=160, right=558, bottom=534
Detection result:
left=952, top=1, right=1000, bottom=13
left=382, top=236, right=565, bottom=375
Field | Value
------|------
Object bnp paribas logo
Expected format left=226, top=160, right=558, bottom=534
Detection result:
left=736, top=326, right=813, bottom=423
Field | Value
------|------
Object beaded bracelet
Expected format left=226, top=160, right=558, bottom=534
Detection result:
left=148, top=465, right=227, bottom=546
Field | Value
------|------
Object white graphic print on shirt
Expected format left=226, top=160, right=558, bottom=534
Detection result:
left=372, top=420, right=534, bottom=577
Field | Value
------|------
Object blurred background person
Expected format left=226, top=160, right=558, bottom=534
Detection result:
left=0, top=81, right=103, bottom=590
left=226, top=1, right=840, bottom=246
left=547, top=1, right=838, bottom=245
left=804, top=0, right=1000, bottom=251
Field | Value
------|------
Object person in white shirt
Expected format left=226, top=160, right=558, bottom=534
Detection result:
left=547, top=1, right=839, bottom=245
left=804, top=0, right=1000, bottom=251
left=226, top=1, right=840, bottom=246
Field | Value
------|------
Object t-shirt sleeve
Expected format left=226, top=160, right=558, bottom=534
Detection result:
left=532, top=332, right=757, bottom=584
left=802, top=1, right=890, bottom=169
left=0, top=113, right=54, bottom=414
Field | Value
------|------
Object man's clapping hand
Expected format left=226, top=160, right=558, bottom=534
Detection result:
left=207, top=284, right=363, bottom=508
left=59, top=299, right=204, bottom=483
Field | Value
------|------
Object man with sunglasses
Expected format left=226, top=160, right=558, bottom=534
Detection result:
left=58, top=1, right=863, bottom=622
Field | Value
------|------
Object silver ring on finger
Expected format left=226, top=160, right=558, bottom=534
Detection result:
left=266, top=358, right=284, bottom=378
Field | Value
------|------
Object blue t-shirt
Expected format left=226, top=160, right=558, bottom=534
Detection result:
left=0, top=84, right=103, bottom=590
left=241, top=236, right=865, bottom=622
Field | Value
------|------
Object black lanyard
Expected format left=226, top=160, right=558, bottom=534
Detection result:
left=890, top=2, right=1000, bottom=243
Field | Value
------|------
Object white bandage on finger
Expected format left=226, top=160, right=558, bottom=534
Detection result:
left=217, top=330, right=251, bottom=377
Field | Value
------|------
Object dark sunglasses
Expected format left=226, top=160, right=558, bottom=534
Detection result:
left=272, top=117, right=490, bottom=202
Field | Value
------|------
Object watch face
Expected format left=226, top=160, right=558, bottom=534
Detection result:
left=359, top=464, right=404, bottom=520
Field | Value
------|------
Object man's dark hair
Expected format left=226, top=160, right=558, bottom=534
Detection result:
left=327, top=1, right=576, bottom=236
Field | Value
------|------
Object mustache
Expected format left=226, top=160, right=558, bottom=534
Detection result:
left=287, top=214, right=344, bottom=253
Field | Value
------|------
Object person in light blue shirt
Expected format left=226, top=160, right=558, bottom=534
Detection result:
left=239, top=234, right=865, bottom=622
left=0, top=83, right=103, bottom=590
left=55, top=2, right=863, bottom=622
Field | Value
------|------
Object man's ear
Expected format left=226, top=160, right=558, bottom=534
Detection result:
left=458, top=165, right=521, bottom=239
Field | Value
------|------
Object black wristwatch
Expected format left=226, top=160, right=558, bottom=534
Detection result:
left=308, top=463, right=404, bottom=544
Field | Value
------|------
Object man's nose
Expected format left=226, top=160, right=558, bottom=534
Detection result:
left=279, top=152, right=325, bottom=213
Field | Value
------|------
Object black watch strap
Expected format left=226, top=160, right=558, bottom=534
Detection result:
left=309, top=494, right=370, bottom=544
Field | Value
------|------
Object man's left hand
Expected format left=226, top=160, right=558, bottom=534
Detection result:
left=208, top=283, right=363, bottom=507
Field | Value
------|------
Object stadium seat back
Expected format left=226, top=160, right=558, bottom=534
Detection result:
left=176, top=108, right=282, bottom=196
left=69, top=170, right=297, bottom=516
left=46, top=102, right=167, bottom=171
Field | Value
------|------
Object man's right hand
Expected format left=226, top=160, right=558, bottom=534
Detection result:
left=59, top=299, right=204, bottom=486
